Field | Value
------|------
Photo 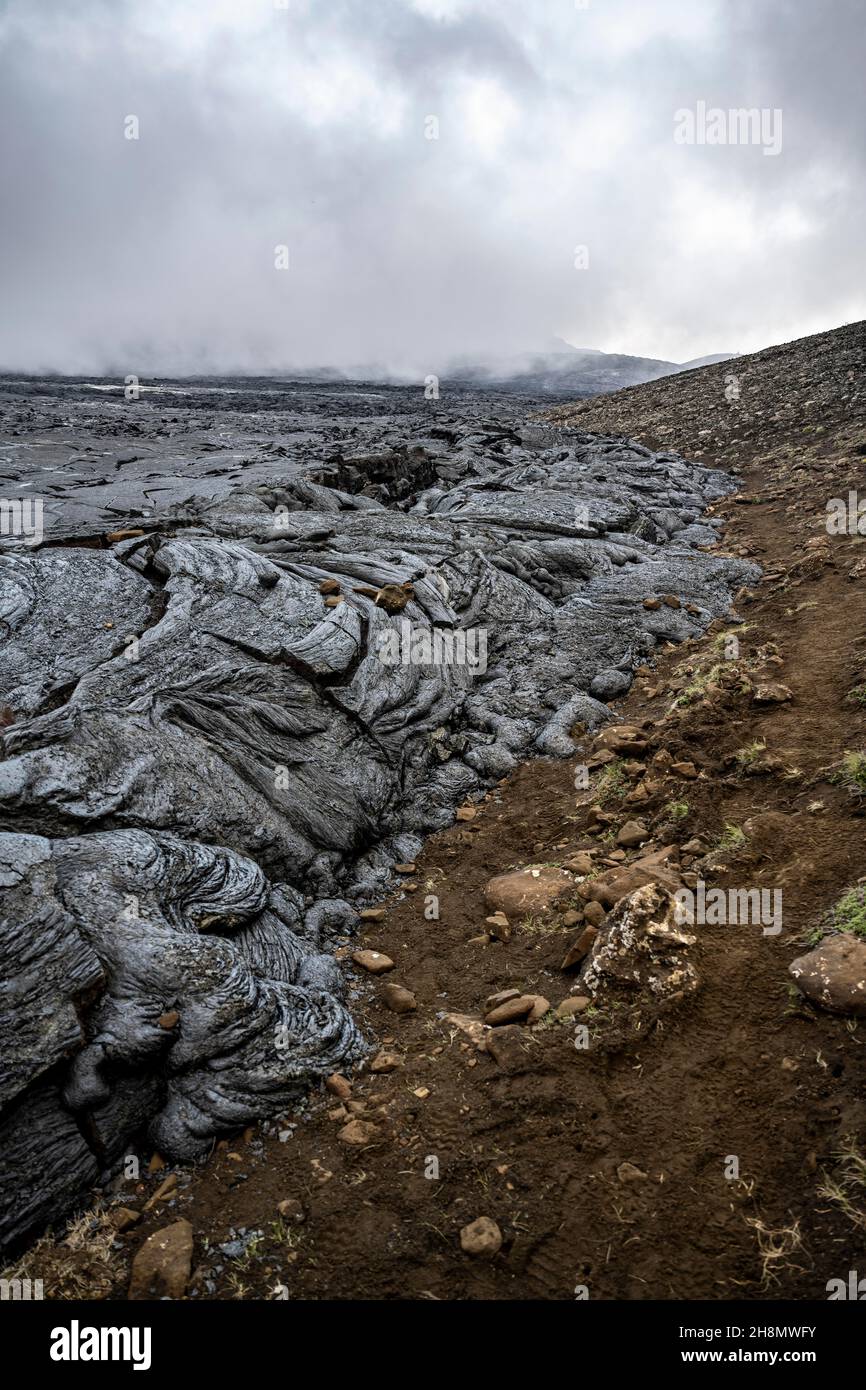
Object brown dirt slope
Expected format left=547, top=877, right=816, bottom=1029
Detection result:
left=11, top=319, right=866, bottom=1302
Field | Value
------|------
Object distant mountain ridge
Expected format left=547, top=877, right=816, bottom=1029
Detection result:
left=440, top=343, right=737, bottom=396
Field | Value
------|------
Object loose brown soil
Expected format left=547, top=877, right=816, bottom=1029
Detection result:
left=15, top=320, right=866, bottom=1302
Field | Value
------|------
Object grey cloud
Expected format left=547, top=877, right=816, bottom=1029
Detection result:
left=0, top=0, right=862, bottom=375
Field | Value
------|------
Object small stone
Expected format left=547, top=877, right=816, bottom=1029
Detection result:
left=561, top=908, right=583, bottom=928
left=617, top=1162, right=648, bottom=1183
left=106, top=528, right=146, bottom=543
left=460, top=1216, right=502, bottom=1257
left=565, top=851, right=594, bottom=875
left=456, top=806, right=477, bottom=821
left=277, top=1198, right=306, bottom=1223
left=662, top=594, right=681, bottom=609
left=643, top=598, right=661, bottom=610
left=592, top=725, right=649, bottom=756
left=158, top=1010, right=180, bottom=1030
left=485, top=988, right=521, bottom=1011
left=485, top=911, right=511, bottom=942
left=128, top=1220, right=193, bottom=1300
left=394, top=862, right=417, bottom=874
left=753, top=682, right=793, bottom=703
left=338, top=1120, right=380, bottom=1146
left=781, top=1057, right=799, bottom=1072
left=143, top=1173, right=177, bottom=1210
left=324, top=596, right=342, bottom=607
left=484, top=995, right=535, bottom=1026
left=318, top=578, right=341, bottom=594
left=671, top=761, right=698, bottom=779
left=325, top=1073, right=352, bottom=1100
left=370, top=1051, right=402, bottom=1074
left=147, top=1153, right=166, bottom=1174
left=382, top=983, right=416, bottom=1014
left=352, top=949, right=395, bottom=975
left=616, top=821, right=649, bottom=849
left=526, top=995, right=551, bottom=1023
left=583, top=901, right=607, bottom=928
left=108, top=1207, right=142, bottom=1232
left=560, top=924, right=599, bottom=970
left=359, top=907, right=386, bottom=921
left=556, top=996, right=590, bottom=1018
left=413, top=1087, right=430, bottom=1099
left=444, top=1012, right=488, bottom=1051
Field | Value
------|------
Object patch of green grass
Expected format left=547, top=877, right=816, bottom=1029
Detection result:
left=595, top=758, right=628, bottom=804
left=829, top=886, right=866, bottom=939
left=833, top=751, right=866, bottom=799
left=675, top=663, right=725, bottom=707
left=663, top=800, right=690, bottom=822
left=734, top=740, right=767, bottom=769
left=518, top=912, right=560, bottom=938
left=845, top=684, right=866, bottom=707
left=716, top=823, right=746, bottom=851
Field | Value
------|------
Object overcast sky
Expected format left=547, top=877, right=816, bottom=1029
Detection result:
left=0, top=0, right=863, bottom=375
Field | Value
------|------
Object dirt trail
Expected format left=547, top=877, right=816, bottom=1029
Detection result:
left=13, top=320, right=866, bottom=1302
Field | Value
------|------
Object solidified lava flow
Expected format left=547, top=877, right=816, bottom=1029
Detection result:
left=0, top=376, right=758, bottom=1250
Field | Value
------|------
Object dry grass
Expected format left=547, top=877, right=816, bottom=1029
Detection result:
left=817, top=1137, right=866, bottom=1231
left=0, top=1203, right=123, bottom=1300
left=744, top=1214, right=804, bottom=1287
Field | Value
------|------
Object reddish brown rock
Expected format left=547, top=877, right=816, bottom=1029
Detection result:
left=789, top=935, right=866, bottom=1017
left=352, top=949, right=394, bottom=975
left=592, top=725, right=649, bottom=756
left=560, top=924, right=599, bottom=971
left=586, top=846, right=680, bottom=911
left=583, top=901, right=607, bottom=928
left=381, top=983, right=416, bottom=1014
left=325, top=1073, right=352, bottom=1100
left=128, top=1220, right=193, bottom=1300
left=616, top=820, right=649, bottom=848
left=338, top=1120, right=380, bottom=1146
left=484, top=995, right=536, bottom=1026
left=483, top=866, right=574, bottom=918
left=556, top=996, right=590, bottom=1018
left=485, top=911, right=511, bottom=942
left=370, top=1051, right=403, bottom=1074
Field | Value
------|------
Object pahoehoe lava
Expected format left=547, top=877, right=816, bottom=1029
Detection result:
left=0, top=379, right=759, bottom=1251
